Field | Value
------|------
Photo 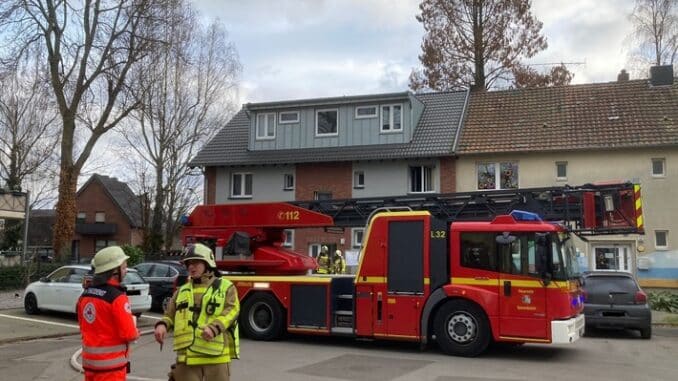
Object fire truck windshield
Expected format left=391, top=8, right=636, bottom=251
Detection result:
left=550, top=232, right=581, bottom=280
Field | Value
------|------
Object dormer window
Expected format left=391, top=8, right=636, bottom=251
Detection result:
left=355, top=106, right=378, bottom=119
left=256, top=113, right=276, bottom=140
left=279, top=111, right=299, bottom=124
left=381, top=104, right=402, bottom=132
left=316, top=109, right=338, bottom=136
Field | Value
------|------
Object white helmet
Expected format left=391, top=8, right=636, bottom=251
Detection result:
left=92, top=246, right=129, bottom=274
left=335, top=250, right=342, bottom=256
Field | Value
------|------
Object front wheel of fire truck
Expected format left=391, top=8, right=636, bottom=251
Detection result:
left=240, top=292, right=285, bottom=340
left=434, top=300, right=491, bottom=357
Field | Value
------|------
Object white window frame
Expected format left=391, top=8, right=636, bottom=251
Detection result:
left=309, top=243, right=321, bottom=258
left=380, top=104, right=403, bottom=132
left=283, top=173, right=295, bottom=191
left=353, top=170, right=365, bottom=189
left=651, top=158, right=665, bottom=177
left=256, top=112, right=276, bottom=140
left=77, top=212, right=86, bottom=222
left=655, top=230, right=668, bottom=250
left=95, top=212, right=105, bottom=223
left=315, top=108, right=339, bottom=136
left=283, top=229, right=294, bottom=248
left=231, top=172, right=253, bottom=198
left=477, top=161, right=519, bottom=190
left=355, top=105, right=378, bottom=119
left=352, top=228, right=364, bottom=248
left=409, top=165, right=434, bottom=193
left=279, top=111, right=300, bottom=124
left=556, top=161, right=567, bottom=181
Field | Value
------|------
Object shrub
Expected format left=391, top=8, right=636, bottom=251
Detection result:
left=0, top=262, right=65, bottom=290
left=648, top=291, right=678, bottom=313
left=122, top=245, right=144, bottom=267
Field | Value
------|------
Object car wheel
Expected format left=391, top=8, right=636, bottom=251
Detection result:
left=434, top=299, right=491, bottom=357
left=640, top=326, right=652, bottom=339
left=240, top=292, right=285, bottom=341
left=24, top=293, right=40, bottom=315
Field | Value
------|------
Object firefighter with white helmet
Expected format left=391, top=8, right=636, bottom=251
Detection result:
left=77, top=246, right=139, bottom=381
left=316, top=245, right=331, bottom=274
left=154, top=243, right=240, bottom=381
left=333, top=249, right=346, bottom=274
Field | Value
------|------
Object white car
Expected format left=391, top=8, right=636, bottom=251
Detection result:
left=23, top=265, right=152, bottom=316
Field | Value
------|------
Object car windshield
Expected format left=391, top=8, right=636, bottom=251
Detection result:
left=550, top=232, right=581, bottom=280
left=584, top=275, right=639, bottom=294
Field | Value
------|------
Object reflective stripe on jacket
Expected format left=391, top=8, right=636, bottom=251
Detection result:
left=77, top=280, right=138, bottom=372
left=173, top=277, right=240, bottom=365
left=317, top=254, right=331, bottom=274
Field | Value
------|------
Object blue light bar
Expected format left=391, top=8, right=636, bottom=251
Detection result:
left=180, top=215, right=190, bottom=226
left=510, top=210, right=542, bottom=221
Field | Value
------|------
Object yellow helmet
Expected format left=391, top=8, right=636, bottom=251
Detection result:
left=92, top=246, right=129, bottom=274
left=182, top=243, right=217, bottom=268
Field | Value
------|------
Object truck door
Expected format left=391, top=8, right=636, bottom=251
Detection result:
left=382, top=219, right=426, bottom=338
left=497, top=233, right=548, bottom=340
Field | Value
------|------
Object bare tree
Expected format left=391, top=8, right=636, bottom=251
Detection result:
left=627, top=0, right=677, bottom=73
left=0, top=1, right=167, bottom=259
left=0, top=58, right=59, bottom=249
left=120, top=1, right=240, bottom=253
left=410, top=0, right=573, bottom=91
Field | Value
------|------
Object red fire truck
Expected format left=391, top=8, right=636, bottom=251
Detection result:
left=180, top=182, right=643, bottom=356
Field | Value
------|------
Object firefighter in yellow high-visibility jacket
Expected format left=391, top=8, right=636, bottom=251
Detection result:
left=316, top=245, right=331, bottom=274
left=333, top=250, right=346, bottom=274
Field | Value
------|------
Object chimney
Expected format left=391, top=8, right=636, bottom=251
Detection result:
left=617, top=69, right=629, bottom=82
left=649, top=65, right=674, bottom=86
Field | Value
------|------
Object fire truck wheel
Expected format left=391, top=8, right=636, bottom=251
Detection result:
left=240, top=293, right=285, bottom=340
left=434, top=300, right=490, bottom=357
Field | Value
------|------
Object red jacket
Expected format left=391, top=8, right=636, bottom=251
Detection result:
left=77, top=279, right=139, bottom=372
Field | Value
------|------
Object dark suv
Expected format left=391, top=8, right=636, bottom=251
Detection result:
left=582, top=271, right=652, bottom=339
left=133, top=260, right=188, bottom=312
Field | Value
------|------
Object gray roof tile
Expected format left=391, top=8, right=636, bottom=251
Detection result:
left=190, top=90, right=468, bottom=166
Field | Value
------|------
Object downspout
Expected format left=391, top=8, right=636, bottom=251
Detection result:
left=451, top=88, right=470, bottom=153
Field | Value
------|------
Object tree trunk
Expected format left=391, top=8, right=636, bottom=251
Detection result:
left=149, top=164, right=165, bottom=253
left=52, top=165, right=78, bottom=261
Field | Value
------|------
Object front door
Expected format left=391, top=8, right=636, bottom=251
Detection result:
left=498, top=233, right=548, bottom=340
left=593, top=245, right=631, bottom=272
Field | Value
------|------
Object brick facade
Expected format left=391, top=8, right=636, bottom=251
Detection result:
left=439, top=156, right=457, bottom=193
left=74, top=180, right=142, bottom=260
left=205, top=167, right=217, bottom=204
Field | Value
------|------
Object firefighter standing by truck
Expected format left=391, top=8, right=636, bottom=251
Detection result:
left=154, top=243, right=240, bottom=381
left=77, top=246, right=139, bottom=381
left=315, top=245, right=331, bottom=274
left=332, top=249, right=346, bottom=274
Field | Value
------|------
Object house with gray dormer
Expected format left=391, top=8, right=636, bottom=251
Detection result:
left=189, top=91, right=468, bottom=260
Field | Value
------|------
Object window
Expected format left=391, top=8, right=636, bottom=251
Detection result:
left=95, top=240, right=116, bottom=253
left=95, top=212, right=105, bottom=223
left=256, top=112, right=276, bottom=139
left=316, top=109, right=338, bottom=136
left=496, top=234, right=541, bottom=276
left=460, top=233, right=497, bottom=271
left=309, top=243, right=321, bottom=258
left=556, top=162, right=567, bottom=180
left=314, top=191, right=332, bottom=200
left=655, top=230, right=668, bottom=250
left=352, top=228, right=364, bottom=248
left=477, top=162, right=518, bottom=190
left=381, top=104, right=403, bottom=132
left=283, top=229, right=294, bottom=247
left=355, top=106, right=378, bottom=119
left=283, top=174, right=294, bottom=190
left=353, top=170, right=365, bottom=189
left=231, top=173, right=253, bottom=198
left=410, top=165, right=434, bottom=193
left=652, top=158, right=665, bottom=177
left=279, top=111, right=299, bottom=124
left=76, top=212, right=86, bottom=223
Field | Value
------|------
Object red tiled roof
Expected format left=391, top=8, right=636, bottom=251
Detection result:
left=457, top=79, right=678, bottom=154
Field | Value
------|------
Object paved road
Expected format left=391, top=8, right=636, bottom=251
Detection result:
left=1, top=308, right=677, bottom=381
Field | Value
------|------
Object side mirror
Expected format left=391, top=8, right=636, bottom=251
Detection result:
left=39, top=277, right=49, bottom=282
left=542, top=272, right=552, bottom=286
left=496, top=232, right=516, bottom=245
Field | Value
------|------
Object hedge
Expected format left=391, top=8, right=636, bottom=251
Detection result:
left=0, top=262, right=66, bottom=290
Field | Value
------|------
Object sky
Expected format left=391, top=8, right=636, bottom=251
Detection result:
left=192, top=0, right=639, bottom=105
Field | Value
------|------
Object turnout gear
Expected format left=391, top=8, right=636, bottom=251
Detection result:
left=92, top=246, right=129, bottom=274
left=77, top=277, right=139, bottom=380
left=316, top=246, right=331, bottom=274
left=333, top=250, right=346, bottom=274
left=182, top=243, right=217, bottom=269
